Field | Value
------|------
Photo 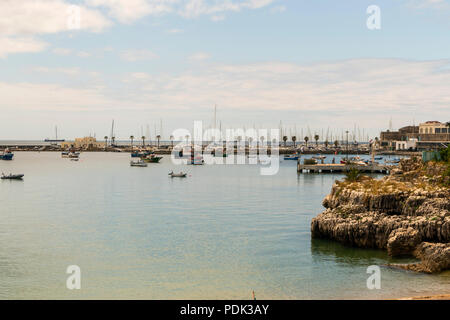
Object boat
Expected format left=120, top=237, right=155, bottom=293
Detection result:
left=168, top=171, right=187, bottom=178
left=386, top=158, right=401, bottom=164
left=142, top=154, right=163, bottom=163
left=62, top=151, right=80, bottom=158
left=131, top=151, right=152, bottom=158
left=1, top=173, right=24, bottom=180
left=374, top=156, right=383, bottom=160
left=284, top=154, right=299, bottom=160
left=0, top=148, right=14, bottom=160
left=70, top=158, right=79, bottom=162
left=312, top=155, right=326, bottom=160
left=130, top=160, right=148, bottom=167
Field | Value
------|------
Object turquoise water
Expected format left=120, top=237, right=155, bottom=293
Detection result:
left=0, top=152, right=448, bottom=299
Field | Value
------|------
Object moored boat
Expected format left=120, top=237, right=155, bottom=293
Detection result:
left=142, top=154, right=163, bottom=163
left=1, top=173, right=24, bottom=180
left=168, top=171, right=187, bottom=178
left=284, top=154, right=299, bottom=160
left=0, top=148, right=14, bottom=160
left=130, top=160, right=148, bottom=167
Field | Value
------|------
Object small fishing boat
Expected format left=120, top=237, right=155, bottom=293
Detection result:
left=130, top=160, right=148, bottom=167
left=0, top=148, right=14, bottom=160
left=131, top=151, right=152, bottom=158
left=70, top=158, right=79, bottom=161
left=312, top=155, right=326, bottom=160
left=1, top=173, right=24, bottom=180
left=284, top=154, right=299, bottom=160
left=142, top=155, right=163, bottom=163
left=374, top=156, right=383, bottom=160
left=385, top=158, right=401, bottom=164
left=168, top=171, right=187, bottom=178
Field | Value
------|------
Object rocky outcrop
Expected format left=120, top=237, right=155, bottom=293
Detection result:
left=311, top=158, right=450, bottom=273
left=387, top=228, right=421, bottom=257
left=390, top=242, right=450, bottom=273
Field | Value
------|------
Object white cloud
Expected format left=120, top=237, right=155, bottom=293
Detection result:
left=0, top=37, right=48, bottom=58
left=85, top=0, right=275, bottom=22
left=0, top=0, right=111, bottom=36
left=52, top=48, right=73, bottom=55
left=85, top=0, right=174, bottom=23
left=0, top=0, right=111, bottom=58
left=3, top=59, right=450, bottom=135
left=77, top=51, right=92, bottom=58
left=0, top=81, right=117, bottom=111
left=32, top=66, right=81, bottom=75
left=179, top=0, right=275, bottom=18
left=119, top=49, right=158, bottom=61
left=188, top=52, right=211, bottom=61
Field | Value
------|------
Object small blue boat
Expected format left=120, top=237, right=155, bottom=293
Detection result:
left=284, top=154, right=299, bottom=160
left=0, top=149, right=14, bottom=160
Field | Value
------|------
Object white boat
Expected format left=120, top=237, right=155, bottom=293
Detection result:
left=130, top=160, right=148, bottom=167
left=1, top=173, right=24, bottom=180
left=169, top=171, right=187, bottom=178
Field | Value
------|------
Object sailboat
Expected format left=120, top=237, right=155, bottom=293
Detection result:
left=45, top=126, right=65, bottom=143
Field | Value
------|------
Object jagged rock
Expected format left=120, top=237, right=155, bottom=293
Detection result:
left=311, top=157, right=450, bottom=273
left=413, top=242, right=450, bottom=273
left=387, top=228, right=421, bottom=257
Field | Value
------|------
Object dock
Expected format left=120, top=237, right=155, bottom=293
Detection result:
left=297, top=162, right=391, bottom=174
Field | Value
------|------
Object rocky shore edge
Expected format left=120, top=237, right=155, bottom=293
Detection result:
left=311, top=157, right=450, bottom=273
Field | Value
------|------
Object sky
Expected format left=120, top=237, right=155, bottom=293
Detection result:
left=1, top=0, right=450, bottom=140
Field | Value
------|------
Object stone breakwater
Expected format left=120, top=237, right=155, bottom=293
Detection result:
left=311, top=158, right=450, bottom=273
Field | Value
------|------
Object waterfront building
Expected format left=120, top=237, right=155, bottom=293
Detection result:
left=419, top=121, right=449, bottom=134
left=395, top=138, right=418, bottom=151
left=61, top=137, right=105, bottom=150
left=380, top=121, right=450, bottom=150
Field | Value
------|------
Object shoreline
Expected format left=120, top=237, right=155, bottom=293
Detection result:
left=395, top=293, right=450, bottom=300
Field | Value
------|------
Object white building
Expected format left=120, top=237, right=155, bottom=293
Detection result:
left=395, top=138, right=418, bottom=151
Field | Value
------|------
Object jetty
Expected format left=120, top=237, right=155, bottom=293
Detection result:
left=297, top=162, right=391, bottom=174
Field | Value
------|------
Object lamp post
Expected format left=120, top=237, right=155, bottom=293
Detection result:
left=346, top=130, right=349, bottom=161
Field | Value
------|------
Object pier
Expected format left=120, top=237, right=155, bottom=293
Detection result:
left=297, top=162, right=391, bottom=174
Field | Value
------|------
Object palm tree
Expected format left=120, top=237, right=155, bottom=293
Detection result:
left=314, top=134, right=319, bottom=147
left=283, top=136, right=288, bottom=147
left=111, top=136, right=115, bottom=146
left=324, top=140, right=329, bottom=148
left=334, top=140, right=339, bottom=148
left=292, top=136, right=297, bottom=148
left=104, top=136, right=108, bottom=149
left=304, top=136, right=309, bottom=148
left=141, top=136, right=145, bottom=147
left=156, top=135, right=161, bottom=148
left=130, top=135, right=134, bottom=148
left=170, top=135, right=174, bottom=148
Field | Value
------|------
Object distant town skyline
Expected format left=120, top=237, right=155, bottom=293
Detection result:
left=1, top=0, right=450, bottom=139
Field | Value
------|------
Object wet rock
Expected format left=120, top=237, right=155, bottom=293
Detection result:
left=387, top=228, right=421, bottom=257
left=413, top=242, right=450, bottom=273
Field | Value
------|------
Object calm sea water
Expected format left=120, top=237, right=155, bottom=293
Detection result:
left=0, top=152, right=448, bottom=299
